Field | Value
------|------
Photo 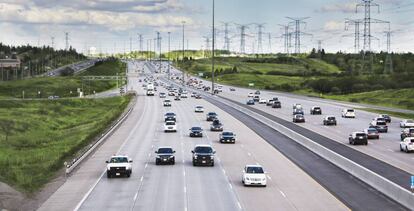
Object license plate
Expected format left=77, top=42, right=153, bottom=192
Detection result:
left=116, top=173, right=120, bottom=176
left=163, top=159, right=167, bottom=161
left=202, top=161, right=206, bottom=163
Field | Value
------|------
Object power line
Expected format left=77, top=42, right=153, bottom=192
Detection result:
left=286, top=17, right=311, bottom=54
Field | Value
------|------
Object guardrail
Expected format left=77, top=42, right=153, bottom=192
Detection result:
left=65, top=94, right=137, bottom=174
left=211, top=95, right=414, bottom=209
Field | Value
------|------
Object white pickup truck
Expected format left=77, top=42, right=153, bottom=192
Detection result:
left=106, top=155, right=133, bottom=178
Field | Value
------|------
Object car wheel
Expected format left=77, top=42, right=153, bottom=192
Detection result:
left=156, top=160, right=159, bottom=165
left=400, top=145, right=403, bottom=151
left=107, top=172, right=111, bottom=178
left=405, top=147, right=409, bottom=153
left=193, top=162, right=196, bottom=166
left=211, top=163, right=214, bottom=167
left=127, top=172, right=131, bottom=177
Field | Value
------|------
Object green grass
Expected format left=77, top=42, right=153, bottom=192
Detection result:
left=324, top=89, right=414, bottom=111
left=216, top=74, right=305, bottom=91
left=0, top=96, right=131, bottom=193
left=0, top=59, right=126, bottom=98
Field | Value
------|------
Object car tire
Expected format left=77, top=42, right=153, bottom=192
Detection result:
left=211, top=163, right=214, bottom=167
left=400, top=145, right=403, bottom=151
left=405, top=147, right=409, bottom=153
left=107, top=172, right=111, bottom=178
left=193, top=162, right=196, bottom=166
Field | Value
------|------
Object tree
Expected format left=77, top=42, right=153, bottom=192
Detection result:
left=0, top=119, right=15, bottom=142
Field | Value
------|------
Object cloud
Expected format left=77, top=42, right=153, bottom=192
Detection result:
left=323, top=20, right=344, bottom=31
left=0, top=2, right=193, bottom=31
left=316, top=3, right=356, bottom=13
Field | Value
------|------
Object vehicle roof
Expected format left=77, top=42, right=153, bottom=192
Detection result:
left=194, top=144, right=212, bottom=147
left=157, top=146, right=173, bottom=149
left=245, top=164, right=263, bottom=168
left=110, top=155, right=129, bottom=158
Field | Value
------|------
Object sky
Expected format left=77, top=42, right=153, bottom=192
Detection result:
left=0, top=0, right=413, bottom=54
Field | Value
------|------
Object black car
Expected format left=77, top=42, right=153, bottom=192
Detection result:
left=272, top=100, right=281, bottom=108
left=206, top=112, right=218, bottom=121
left=230, top=88, right=236, bottom=91
left=189, top=127, right=203, bottom=137
left=210, top=119, right=223, bottom=131
left=323, top=116, right=337, bottom=126
left=246, top=99, right=255, bottom=105
left=219, top=131, right=236, bottom=143
left=310, top=106, right=322, bottom=115
left=293, top=114, right=305, bottom=123
left=349, top=132, right=368, bottom=145
left=155, top=147, right=176, bottom=165
left=192, top=145, right=215, bottom=166
left=164, top=112, right=176, bottom=122
left=254, top=90, right=261, bottom=95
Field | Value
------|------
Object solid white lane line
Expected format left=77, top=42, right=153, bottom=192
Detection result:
left=237, top=202, right=242, bottom=210
left=247, top=152, right=252, bottom=157
left=280, top=191, right=287, bottom=198
left=133, top=193, right=138, bottom=201
left=267, top=175, right=272, bottom=180
left=144, top=163, right=148, bottom=169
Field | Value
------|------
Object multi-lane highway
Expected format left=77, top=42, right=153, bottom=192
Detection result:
left=39, top=60, right=353, bottom=211
left=38, top=60, right=413, bottom=211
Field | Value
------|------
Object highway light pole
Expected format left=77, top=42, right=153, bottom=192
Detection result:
left=211, top=0, right=215, bottom=94
left=182, top=21, right=186, bottom=85
left=168, top=32, right=171, bottom=79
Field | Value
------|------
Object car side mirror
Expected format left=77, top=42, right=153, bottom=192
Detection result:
left=173, top=151, right=176, bottom=153
left=105, top=161, right=109, bottom=163
left=213, top=151, right=216, bottom=154
left=191, top=150, right=194, bottom=153
left=129, top=160, right=133, bottom=163
left=155, top=151, right=158, bottom=153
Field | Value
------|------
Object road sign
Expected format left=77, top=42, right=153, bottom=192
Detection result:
left=198, top=72, right=204, bottom=77
left=248, top=83, right=254, bottom=87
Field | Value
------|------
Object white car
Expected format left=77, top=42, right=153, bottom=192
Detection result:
left=259, top=98, right=267, bottom=104
left=342, top=108, right=356, bottom=118
left=106, top=155, right=133, bottom=178
left=164, top=121, right=177, bottom=132
left=163, top=99, right=172, bottom=107
left=400, top=119, right=414, bottom=128
left=400, top=137, right=414, bottom=153
left=195, top=105, right=204, bottom=113
left=248, top=93, right=254, bottom=98
left=293, top=103, right=302, bottom=110
left=242, top=165, right=267, bottom=187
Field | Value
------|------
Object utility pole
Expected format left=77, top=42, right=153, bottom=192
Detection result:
left=317, top=40, right=322, bottom=52
left=168, top=32, right=171, bottom=79
left=345, top=19, right=362, bottom=53
left=254, top=23, right=266, bottom=54
left=65, top=32, right=69, bottom=51
left=279, top=24, right=290, bottom=54
left=138, top=34, right=143, bottom=52
left=129, top=37, right=132, bottom=53
left=268, top=33, right=272, bottom=54
left=203, top=36, right=211, bottom=57
left=212, top=0, right=215, bottom=94
left=384, top=25, right=393, bottom=74
left=156, top=31, right=162, bottom=73
left=182, top=21, right=185, bottom=85
left=286, top=17, right=311, bottom=54
left=222, top=22, right=231, bottom=51
left=234, top=23, right=251, bottom=54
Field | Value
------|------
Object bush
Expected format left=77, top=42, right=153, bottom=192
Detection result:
left=60, top=67, right=74, bottom=76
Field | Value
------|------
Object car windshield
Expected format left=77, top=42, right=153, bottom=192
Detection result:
left=196, top=106, right=203, bottom=109
left=165, top=113, right=175, bottom=116
left=164, top=100, right=170, bottom=102
left=347, top=109, right=355, bottom=112
left=222, top=132, right=233, bottom=136
left=314, top=107, right=320, bottom=109
left=166, top=122, right=175, bottom=125
left=208, top=113, right=217, bottom=116
left=158, top=148, right=173, bottom=153
left=110, top=157, right=128, bottom=163
left=194, top=146, right=213, bottom=153
left=192, top=127, right=202, bottom=131
left=367, top=128, right=377, bottom=133
left=356, top=133, right=366, bottom=137
left=377, top=121, right=386, bottom=125
left=246, top=167, right=264, bottom=174
left=327, top=117, right=335, bottom=120
left=407, top=120, right=414, bottom=123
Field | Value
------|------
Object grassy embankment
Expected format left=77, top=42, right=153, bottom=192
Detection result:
left=0, top=59, right=126, bottom=98
left=0, top=96, right=131, bottom=193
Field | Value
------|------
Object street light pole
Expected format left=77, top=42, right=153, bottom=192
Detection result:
left=211, top=0, right=215, bottom=94
left=168, top=32, right=171, bottom=79
left=182, top=21, right=186, bottom=85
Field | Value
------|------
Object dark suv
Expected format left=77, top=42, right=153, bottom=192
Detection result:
left=164, top=112, right=176, bottom=122
left=155, top=147, right=176, bottom=165
left=210, top=119, right=223, bottom=131
left=272, top=100, right=281, bottom=108
left=206, top=112, right=218, bottom=121
left=219, top=131, right=236, bottom=143
left=310, top=106, right=322, bottom=115
left=192, top=145, right=215, bottom=166
left=189, top=126, right=203, bottom=137
left=323, top=116, right=337, bottom=126
left=349, top=132, right=368, bottom=145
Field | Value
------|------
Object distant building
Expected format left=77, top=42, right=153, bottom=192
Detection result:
left=0, top=59, right=21, bottom=68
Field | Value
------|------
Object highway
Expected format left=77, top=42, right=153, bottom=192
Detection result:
left=166, top=64, right=414, bottom=175
left=39, top=60, right=351, bottom=211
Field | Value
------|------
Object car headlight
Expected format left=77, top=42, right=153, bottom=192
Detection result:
left=107, top=166, right=110, bottom=170
left=210, top=155, right=214, bottom=159
left=194, top=155, right=198, bottom=159
left=169, top=155, right=174, bottom=158
left=156, top=155, right=160, bottom=158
